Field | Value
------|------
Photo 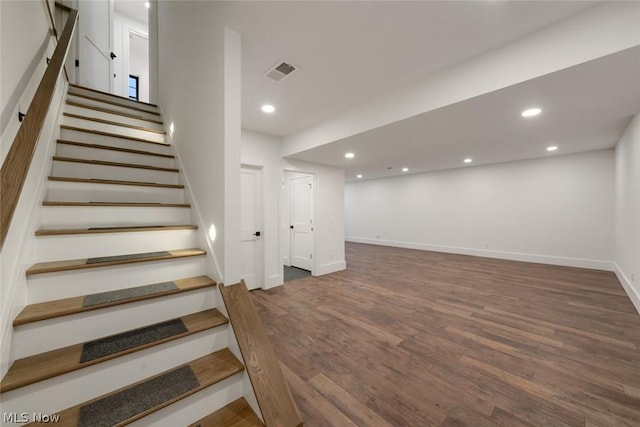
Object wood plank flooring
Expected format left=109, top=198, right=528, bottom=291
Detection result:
left=250, top=243, right=640, bottom=427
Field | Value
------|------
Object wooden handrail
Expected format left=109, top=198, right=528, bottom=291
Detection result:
left=219, top=281, right=304, bottom=427
left=0, top=8, right=78, bottom=248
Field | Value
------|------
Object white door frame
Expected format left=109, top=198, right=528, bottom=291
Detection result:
left=122, top=27, right=149, bottom=101
left=282, top=169, right=316, bottom=276
left=241, top=164, right=264, bottom=289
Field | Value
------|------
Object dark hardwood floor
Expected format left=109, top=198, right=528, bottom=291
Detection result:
left=250, top=243, right=640, bottom=427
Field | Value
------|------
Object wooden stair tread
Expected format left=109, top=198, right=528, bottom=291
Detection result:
left=15, top=275, right=213, bottom=325
left=26, top=248, right=205, bottom=276
left=67, top=91, right=161, bottom=116
left=63, top=112, right=166, bottom=134
left=69, top=83, right=158, bottom=107
left=53, top=156, right=179, bottom=172
left=66, top=100, right=164, bottom=124
left=188, top=398, right=264, bottom=427
left=48, top=176, right=184, bottom=189
left=57, top=139, right=174, bottom=158
left=61, top=125, right=169, bottom=146
left=2, top=309, right=227, bottom=393
left=220, top=282, right=303, bottom=427
left=43, top=201, right=189, bottom=207
left=25, top=349, right=244, bottom=426
left=36, top=224, right=197, bottom=236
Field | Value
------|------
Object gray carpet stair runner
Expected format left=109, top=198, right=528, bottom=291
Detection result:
left=77, top=365, right=200, bottom=427
left=86, top=251, right=171, bottom=264
left=80, top=318, right=188, bottom=362
left=82, top=281, right=178, bottom=307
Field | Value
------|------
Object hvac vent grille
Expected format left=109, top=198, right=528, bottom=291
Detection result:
left=265, top=61, right=298, bottom=82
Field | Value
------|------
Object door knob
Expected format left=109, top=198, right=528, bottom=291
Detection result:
left=110, top=52, right=117, bottom=59
left=253, top=231, right=261, bottom=237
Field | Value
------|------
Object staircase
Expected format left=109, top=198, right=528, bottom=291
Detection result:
left=1, top=84, right=263, bottom=426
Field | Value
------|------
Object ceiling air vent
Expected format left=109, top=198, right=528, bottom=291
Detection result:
left=264, top=61, right=298, bottom=82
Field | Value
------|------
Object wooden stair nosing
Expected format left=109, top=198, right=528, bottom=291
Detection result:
left=1, top=309, right=227, bottom=393
left=65, top=100, right=164, bottom=124
left=52, top=156, right=179, bottom=173
left=48, top=176, right=185, bottom=189
left=63, top=112, right=166, bottom=135
left=42, top=201, right=190, bottom=207
left=57, top=139, right=174, bottom=159
left=14, top=276, right=215, bottom=326
left=26, top=248, right=205, bottom=276
left=187, top=398, right=264, bottom=427
left=24, top=349, right=244, bottom=427
left=60, top=125, right=169, bottom=147
left=67, top=91, right=161, bottom=116
left=69, top=83, right=159, bottom=108
left=35, top=224, right=197, bottom=237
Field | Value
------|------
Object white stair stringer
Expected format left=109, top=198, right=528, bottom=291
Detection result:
left=40, top=205, right=191, bottom=228
left=36, top=228, right=199, bottom=263
left=62, top=115, right=166, bottom=143
left=60, top=127, right=171, bottom=155
left=64, top=103, right=165, bottom=131
left=66, top=94, right=162, bottom=121
left=51, top=158, right=180, bottom=185
left=45, top=180, right=185, bottom=204
left=2, top=327, right=229, bottom=419
left=14, top=287, right=217, bottom=358
left=27, top=256, right=207, bottom=303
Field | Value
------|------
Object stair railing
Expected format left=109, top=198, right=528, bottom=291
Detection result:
left=0, top=6, right=78, bottom=248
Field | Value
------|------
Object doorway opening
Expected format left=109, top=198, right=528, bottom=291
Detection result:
left=283, top=170, right=315, bottom=277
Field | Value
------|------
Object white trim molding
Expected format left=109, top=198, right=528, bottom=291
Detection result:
left=315, top=261, right=347, bottom=276
left=346, top=236, right=614, bottom=272
left=614, top=263, right=640, bottom=316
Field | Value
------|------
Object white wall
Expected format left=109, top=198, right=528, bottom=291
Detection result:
left=157, top=2, right=241, bottom=284
left=112, top=11, right=148, bottom=102
left=615, top=115, right=640, bottom=313
left=346, top=150, right=615, bottom=270
left=241, top=130, right=346, bottom=288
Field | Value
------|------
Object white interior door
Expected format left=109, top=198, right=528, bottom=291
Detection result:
left=240, top=167, right=263, bottom=290
left=290, top=175, right=314, bottom=271
left=78, top=0, right=114, bottom=92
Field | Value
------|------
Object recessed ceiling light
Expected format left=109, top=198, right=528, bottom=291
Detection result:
left=261, top=104, right=275, bottom=113
left=356, top=174, right=363, bottom=179
left=144, top=1, right=150, bottom=8
left=402, top=167, right=409, bottom=172
left=345, top=152, right=355, bottom=159
left=547, top=145, right=558, bottom=152
left=464, top=158, right=473, bottom=164
left=521, top=107, right=542, bottom=118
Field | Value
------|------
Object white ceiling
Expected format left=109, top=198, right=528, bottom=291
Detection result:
left=228, top=1, right=599, bottom=137
left=288, top=46, right=640, bottom=181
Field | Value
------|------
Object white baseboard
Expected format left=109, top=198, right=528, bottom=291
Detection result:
left=264, top=274, right=283, bottom=290
left=614, top=263, right=640, bottom=316
left=315, top=260, right=347, bottom=276
left=346, top=236, right=614, bottom=272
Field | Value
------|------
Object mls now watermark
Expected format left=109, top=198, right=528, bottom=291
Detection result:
left=3, top=412, right=61, bottom=423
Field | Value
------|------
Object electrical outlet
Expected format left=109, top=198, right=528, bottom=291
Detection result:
left=375, top=234, right=381, bottom=239
left=485, top=243, right=489, bottom=249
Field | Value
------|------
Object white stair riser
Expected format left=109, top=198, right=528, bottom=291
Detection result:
left=60, top=128, right=171, bottom=155
left=27, top=257, right=206, bottom=303
left=67, top=94, right=162, bottom=121
left=51, top=160, right=180, bottom=185
left=68, top=88, right=159, bottom=114
left=56, top=143, right=175, bottom=168
left=46, top=181, right=185, bottom=204
left=15, top=288, right=217, bottom=357
left=36, top=229, right=198, bottom=262
left=2, top=329, right=229, bottom=418
left=130, top=374, right=245, bottom=427
left=40, top=205, right=191, bottom=228
left=65, top=104, right=164, bottom=131
left=62, top=116, right=166, bottom=144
